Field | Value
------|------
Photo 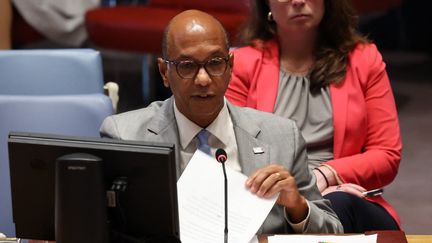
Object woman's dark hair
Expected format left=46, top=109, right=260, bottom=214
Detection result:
left=240, top=0, right=368, bottom=91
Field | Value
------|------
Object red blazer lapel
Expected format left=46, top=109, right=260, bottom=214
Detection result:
left=256, top=40, right=280, bottom=113
left=330, top=82, right=348, bottom=159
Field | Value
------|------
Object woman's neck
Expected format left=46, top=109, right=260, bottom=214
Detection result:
left=277, top=31, right=316, bottom=74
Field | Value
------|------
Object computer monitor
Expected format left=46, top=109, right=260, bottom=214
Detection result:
left=8, top=132, right=179, bottom=243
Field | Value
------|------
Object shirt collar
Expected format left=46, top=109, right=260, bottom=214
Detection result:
left=173, top=99, right=231, bottom=149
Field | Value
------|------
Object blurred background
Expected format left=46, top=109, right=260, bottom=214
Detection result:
left=354, top=0, right=432, bottom=234
left=3, top=0, right=432, bottom=234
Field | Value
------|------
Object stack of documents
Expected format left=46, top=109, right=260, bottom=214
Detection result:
left=268, top=234, right=377, bottom=243
left=177, top=150, right=278, bottom=243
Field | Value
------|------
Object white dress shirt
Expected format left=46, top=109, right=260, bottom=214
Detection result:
left=173, top=99, right=241, bottom=172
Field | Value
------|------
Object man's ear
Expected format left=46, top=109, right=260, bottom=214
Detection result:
left=157, top=57, right=170, bottom=88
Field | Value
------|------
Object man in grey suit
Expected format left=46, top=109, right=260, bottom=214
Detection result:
left=100, top=9, right=342, bottom=234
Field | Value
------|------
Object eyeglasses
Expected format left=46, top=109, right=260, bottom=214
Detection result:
left=164, top=56, right=230, bottom=79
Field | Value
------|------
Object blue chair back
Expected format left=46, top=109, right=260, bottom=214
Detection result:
left=0, top=94, right=113, bottom=237
left=0, top=49, right=104, bottom=95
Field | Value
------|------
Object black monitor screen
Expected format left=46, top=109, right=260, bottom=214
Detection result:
left=8, top=132, right=179, bottom=242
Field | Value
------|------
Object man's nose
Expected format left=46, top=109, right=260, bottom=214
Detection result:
left=194, top=66, right=212, bottom=86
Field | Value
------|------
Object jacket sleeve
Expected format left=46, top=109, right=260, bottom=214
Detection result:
left=326, top=44, right=402, bottom=189
left=288, top=122, right=343, bottom=233
left=99, top=116, right=120, bottom=139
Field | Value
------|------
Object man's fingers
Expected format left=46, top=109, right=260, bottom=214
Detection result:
left=246, top=164, right=295, bottom=198
left=257, top=172, right=284, bottom=196
left=246, top=164, right=285, bottom=191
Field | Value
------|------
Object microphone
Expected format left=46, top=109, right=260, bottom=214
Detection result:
left=215, top=148, right=228, bottom=243
left=215, top=148, right=227, bottom=163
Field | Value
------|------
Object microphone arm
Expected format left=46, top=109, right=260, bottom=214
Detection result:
left=222, top=160, right=228, bottom=243
left=215, top=148, right=228, bottom=243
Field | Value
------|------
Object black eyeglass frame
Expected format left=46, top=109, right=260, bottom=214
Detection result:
left=163, top=54, right=231, bottom=79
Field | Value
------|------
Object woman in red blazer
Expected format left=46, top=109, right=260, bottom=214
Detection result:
left=226, top=0, right=401, bottom=232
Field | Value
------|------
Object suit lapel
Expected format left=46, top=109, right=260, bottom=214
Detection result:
left=145, top=97, right=182, bottom=178
left=228, top=103, right=270, bottom=176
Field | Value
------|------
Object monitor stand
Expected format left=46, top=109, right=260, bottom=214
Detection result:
left=55, top=153, right=109, bottom=243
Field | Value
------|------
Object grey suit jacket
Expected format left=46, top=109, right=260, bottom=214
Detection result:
left=100, top=97, right=342, bottom=234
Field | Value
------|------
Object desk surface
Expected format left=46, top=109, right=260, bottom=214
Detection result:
left=25, top=232, right=432, bottom=243
left=258, top=231, right=413, bottom=243
left=406, top=235, right=432, bottom=243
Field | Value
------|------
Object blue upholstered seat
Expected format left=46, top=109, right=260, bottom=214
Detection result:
left=0, top=49, right=104, bottom=95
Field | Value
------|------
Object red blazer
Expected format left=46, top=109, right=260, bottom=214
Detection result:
left=226, top=39, right=402, bottom=226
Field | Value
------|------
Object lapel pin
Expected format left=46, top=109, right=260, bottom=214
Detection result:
left=253, top=147, right=264, bottom=154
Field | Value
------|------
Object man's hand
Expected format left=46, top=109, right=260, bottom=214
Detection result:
left=245, top=164, right=308, bottom=223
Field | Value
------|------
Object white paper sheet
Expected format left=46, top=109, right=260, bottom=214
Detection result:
left=177, top=150, right=278, bottom=243
left=268, top=233, right=377, bottom=243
